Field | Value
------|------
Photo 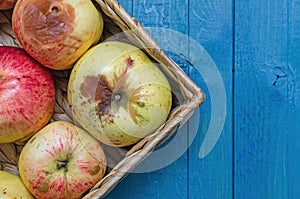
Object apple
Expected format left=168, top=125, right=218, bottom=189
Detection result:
left=0, top=0, right=17, bottom=10
left=18, top=121, right=107, bottom=199
left=12, top=0, right=103, bottom=70
left=0, top=170, right=34, bottom=198
left=68, top=41, right=172, bottom=147
left=0, top=46, right=55, bottom=143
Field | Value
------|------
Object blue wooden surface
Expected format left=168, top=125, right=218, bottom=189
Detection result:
left=288, top=1, right=300, bottom=198
left=234, top=1, right=289, bottom=198
left=105, top=0, right=300, bottom=198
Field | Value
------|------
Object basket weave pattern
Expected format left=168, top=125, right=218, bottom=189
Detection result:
left=0, top=0, right=205, bottom=198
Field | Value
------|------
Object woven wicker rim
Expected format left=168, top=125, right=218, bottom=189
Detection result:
left=0, top=0, right=205, bottom=198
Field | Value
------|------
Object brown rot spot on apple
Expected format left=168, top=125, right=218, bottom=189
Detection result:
left=22, top=0, right=75, bottom=45
left=80, top=75, right=116, bottom=126
left=80, top=75, right=111, bottom=102
left=89, top=165, right=100, bottom=175
left=37, top=182, right=49, bottom=193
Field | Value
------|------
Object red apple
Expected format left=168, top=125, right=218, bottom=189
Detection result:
left=18, top=121, right=107, bottom=199
left=12, top=0, right=104, bottom=70
left=0, top=46, right=55, bottom=143
left=0, top=0, right=17, bottom=10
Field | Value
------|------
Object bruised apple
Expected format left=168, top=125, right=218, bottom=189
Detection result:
left=12, top=0, right=103, bottom=70
left=0, top=170, right=34, bottom=199
left=18, top=121, right=107, bottom=199
left=0, top=0, right=17, bottom=10
left=0, top=46, right=55, bottom=143
left=68, top=41, right=172, bottom=147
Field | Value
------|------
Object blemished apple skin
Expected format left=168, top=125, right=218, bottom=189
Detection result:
left=0, top=0, right=17, bottom=10
left=0, top=46, right=55, bottom=143
left=68, top=41, right=172, bottom=147
left=12, top=0, right=104, bottom=70
left=18, top=121, right=107, bottom=199
left=0, top=170, right=34, bottom=199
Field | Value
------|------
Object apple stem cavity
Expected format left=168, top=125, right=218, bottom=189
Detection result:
left=51, top=6, right=60, bottom=14
left=57, top=160, right=68, bottom=172
left=113, top=93, right=122, bottom=102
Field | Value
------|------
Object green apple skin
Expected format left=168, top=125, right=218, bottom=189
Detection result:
left=18, top=121, right=107, bottom=199
left=0, top=170, right=34, bottom=199
left=68, top=41, right=172, bottom=147
left=12, top=0, right=103, bottom=70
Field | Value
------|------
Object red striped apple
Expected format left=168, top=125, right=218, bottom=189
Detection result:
left=12, top=0, right=103, bottom=70
left=0, top=46, right=55, bottom=143
left=0, top=170, right=34, bottom=199
left=0, top=0, right=17, bottom=10
left=18, top=121, right=107, bottom=199
left=68, top=41, right=172, bottom=147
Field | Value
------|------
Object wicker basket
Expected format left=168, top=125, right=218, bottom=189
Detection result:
left=0, top=0, right=205, bottom=198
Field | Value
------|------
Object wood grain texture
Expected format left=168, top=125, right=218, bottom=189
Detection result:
left=288, top=0, right=300, bottom=198
left=188, top=0, right=233, bottom=198
left=234, top=0, right=289, bottom=198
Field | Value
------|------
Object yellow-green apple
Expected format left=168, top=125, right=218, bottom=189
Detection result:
left=0, top=170, right=34, bottom=198
left=18, top=121, right=107, bottom=199
left=0, top=0, right=17, bottom=10
left=68, top=41, right=172, bottom=147
left=0, top=46, right=55, bottom=143
left=12, top=0, right=103, bottom=70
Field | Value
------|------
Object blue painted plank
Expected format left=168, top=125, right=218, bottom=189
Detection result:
left=234, top=0, right=289, bottom=198
left=106, top=1, right=190, bottom=198
left=188, top=0, right=233, bottom=198
left=288, top=1, right=300, bottom=198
